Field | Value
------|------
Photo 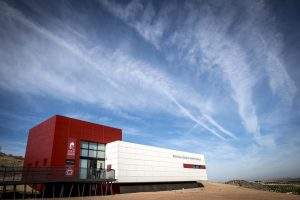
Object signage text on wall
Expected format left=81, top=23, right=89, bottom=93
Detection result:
left=65, top=165, right=74, bottom=176
left=173, top=155, right=201, bottom=161
left=65, top=138, right=76, bottom=176
left=66, top=138, right=76, bottom=160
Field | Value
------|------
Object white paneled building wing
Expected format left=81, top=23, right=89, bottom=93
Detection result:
left=106, top=141, right=207, bottom=183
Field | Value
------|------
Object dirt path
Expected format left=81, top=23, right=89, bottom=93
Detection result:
left=47, top=182, right=300, bottom=200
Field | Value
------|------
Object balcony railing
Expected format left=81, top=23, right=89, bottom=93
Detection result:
left=0, top=166, right=115, bottom=185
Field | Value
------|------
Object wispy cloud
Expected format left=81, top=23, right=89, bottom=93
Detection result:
left=0, top=1, right=236, bottom=140
left=100, top=0, right=174, bottom=50
left=0, top=0, right=298, bottom=180
left=100, top=0, right=297, bottom=146
left=64, top=112, right=112, bottom=125
left=156, top=130, right=300, bottom=180
left=100, top=0, right=259, bottom=138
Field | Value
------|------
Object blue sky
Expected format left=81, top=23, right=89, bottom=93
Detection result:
left=0, top=0, right=300, bottom=180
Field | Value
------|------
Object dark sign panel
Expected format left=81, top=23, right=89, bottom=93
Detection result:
left=183, top=163, right=206, bottom=169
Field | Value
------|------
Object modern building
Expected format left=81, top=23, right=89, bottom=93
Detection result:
left=24, top=115, right=122, bottom=178
left=24, top=115, right=207, bottom=194
left=106, top=141, right=207, bottom=183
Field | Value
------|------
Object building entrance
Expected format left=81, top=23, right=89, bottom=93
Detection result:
left=79, top=141, right=105, bottom=179
left=82, top=158, right=105, bottom=179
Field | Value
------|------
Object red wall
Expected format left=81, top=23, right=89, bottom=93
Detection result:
left=51, top=115, right=122, bottom=176
left=24, top=115, right=122, bottom=177
left=24, top=116, right=56, bottom=168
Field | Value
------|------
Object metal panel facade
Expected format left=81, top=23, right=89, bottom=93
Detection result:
left=24, top=115, right=207, bottom=184
left=24, top=115, right=122, bottom=178
left=106, top=141, right=208, bottom=183
left=24, top=116, right=56, bottom=168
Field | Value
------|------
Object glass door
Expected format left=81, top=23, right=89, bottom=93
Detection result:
left=79, top=159, right=88, bottom=179
left=79, top=141, right=105, bottom=180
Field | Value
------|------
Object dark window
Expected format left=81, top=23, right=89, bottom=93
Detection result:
left=35, top=161, right=39, bottom=167
left=198, top=165, right=206, bottom=169
left=183, top=163, right=206, bottom=169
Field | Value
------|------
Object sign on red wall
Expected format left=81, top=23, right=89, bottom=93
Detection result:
left=65, top=165, right=74, bottom=176
left=66, top=138, right=76, bottom=160
left=65, top=138, right=76, bottom=176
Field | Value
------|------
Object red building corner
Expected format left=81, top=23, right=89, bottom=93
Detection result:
left=24, top=115, right=122, bottom=179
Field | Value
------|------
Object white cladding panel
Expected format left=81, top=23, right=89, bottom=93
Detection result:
left=106, top=141, right=207, bottom=183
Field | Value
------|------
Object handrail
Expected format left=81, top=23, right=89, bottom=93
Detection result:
left=0, top=166, right=115, bottom=184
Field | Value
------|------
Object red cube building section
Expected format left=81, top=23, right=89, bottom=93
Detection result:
left=24, top=116, right=56, bottom=168
left=24, top=115, right=122, bottom=178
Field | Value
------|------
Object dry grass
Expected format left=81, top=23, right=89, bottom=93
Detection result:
left=43, top=182, right=300, bottom=200
left=0, top=152, right=23, bottom=167
left=226, top=180, right=300, bottom=195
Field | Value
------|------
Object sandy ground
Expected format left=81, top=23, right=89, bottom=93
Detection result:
left=44, top=182, right=300, bottom=200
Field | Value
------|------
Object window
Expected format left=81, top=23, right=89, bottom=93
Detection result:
left=88, top=150, right=97, bottom=158
left=183, top=163, right=206, bottom=169
left=81, top=142, right=89, bottom=149
left=35, top=161, right=39, bottom=167
left=98, top=144, right=105, bottom=151
left=80, top=141, right=105, bottom=159
left=97, top=151, right=105, bottom=158
left=81, top=149, right=88, bottom=157
left=97, top=160, right=104, bottom=169
left=80, top=159, right=88, bottom=179
left=79, top=141, right=106, bottom=180
left=89, top=142, right=97, bottom=150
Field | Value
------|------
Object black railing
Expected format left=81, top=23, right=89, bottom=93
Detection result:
left=0, top=166, right=115, bottom=185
